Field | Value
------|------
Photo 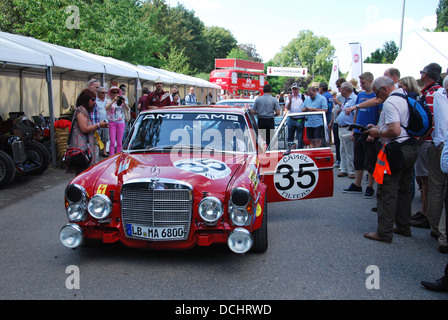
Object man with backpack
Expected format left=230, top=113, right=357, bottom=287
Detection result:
left=411, top=63, right=443, bottom=230
left=364, top=77, right=418, bottom=243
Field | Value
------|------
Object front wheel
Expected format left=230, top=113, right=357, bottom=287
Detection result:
left=24, top=141, right=50, bottom=175
left=0, top=150, right=16, bottom=188
left=251, top=193, right=268, bottom=253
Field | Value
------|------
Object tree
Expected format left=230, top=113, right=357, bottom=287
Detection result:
left=159, top=46, right=196, bottom=75
left=238, top=43, right=262, bottom=62
left=203, top=26, right=238, bottom=70
left=271, top=30, right=335, bottom=80
left=227, top=47, right=251, bottom=60
left=436, top=0, right=448, bottom=31
left=364, top=40, right=399, bottom=64
left=0, top=0, right=166, bottom=66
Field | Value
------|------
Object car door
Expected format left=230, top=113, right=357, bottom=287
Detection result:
left=259, top=111, right=334, bottom=203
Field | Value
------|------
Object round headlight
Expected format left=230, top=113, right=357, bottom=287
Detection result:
left=198, top=197, right=223, bottom=223
left=67, top=203, right=87, bottom=222
left=228, top=228, right=253, bottom=254
left=60, top=224, right=84, bottom=249
left=88, top=194, right=112, bottom=220
left=231, top=188, right=251, bottom=207
left=65, top=184, right=87, bottom=203
left=231, top=207, right=249, bottom=226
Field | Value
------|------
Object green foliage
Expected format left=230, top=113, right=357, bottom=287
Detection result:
left=0, top=0, right=165, bottom=66
left=436, top=0, right=448, bottom=31
left=364, top=40, right=399, bottom=64
left=271, top=30, right=335, bottom=80
left=159, top=46, right=196, bottom=75
left=227, top=47, right=251, bottom=60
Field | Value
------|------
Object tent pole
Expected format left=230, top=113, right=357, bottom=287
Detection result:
left=399, top=0, right=406, bottom=51
left=46, top=66, right=57, bottom=167
left=135, top=77, right=140, bottom=117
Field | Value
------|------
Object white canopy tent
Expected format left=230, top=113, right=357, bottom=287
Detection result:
left=363, top=63, right=393, bottom=81
left=393, top=31, right=448, bottom=79
left=0, top=31, right=221, bottom=166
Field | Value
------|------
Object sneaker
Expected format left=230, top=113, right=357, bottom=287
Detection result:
left=364, top=186, right=375, bottom=199
left=410, top=212, right=430, bottom=229
left=343, top=183, right=362, bottom=194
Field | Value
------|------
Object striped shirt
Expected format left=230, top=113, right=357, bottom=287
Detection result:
left=421, top=82, right=442, bottom=141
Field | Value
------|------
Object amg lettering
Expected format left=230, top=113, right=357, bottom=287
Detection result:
left=143, top=114, right=184, bottom=120
left=195, top=114, right=239, bottom=121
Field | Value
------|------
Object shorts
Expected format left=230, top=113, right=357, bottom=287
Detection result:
left=415, top=140, right=431, bottom=177
left=353, top=132, right=381, bottom=173
left=306, top=126, right=324, bottom=140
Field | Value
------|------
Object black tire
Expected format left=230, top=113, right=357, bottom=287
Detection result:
left=24, top=140, right=50, bottom=175
left=0, top=150, right=16, bottom=188
left=251, top=193, right=268, bottom=253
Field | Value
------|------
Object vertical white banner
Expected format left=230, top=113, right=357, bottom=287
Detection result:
left=329, top=57, right=339, bottom=91
left=349, top=42, right=363, bottom=82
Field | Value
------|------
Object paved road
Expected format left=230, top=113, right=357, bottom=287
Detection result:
left=0, top=165, right=447, bottom=301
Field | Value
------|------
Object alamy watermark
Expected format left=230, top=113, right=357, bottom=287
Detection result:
left=65, top=265, right=80, bottom=290
left=65, top=5, right=80, bottom=30
left=365, top=265, right=380, bottom=290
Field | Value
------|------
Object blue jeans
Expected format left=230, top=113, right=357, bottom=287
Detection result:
left=287, top=117, right=305, bottom=149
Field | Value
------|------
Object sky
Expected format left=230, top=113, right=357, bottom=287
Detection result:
left=164, top=0, right=440, bottom=73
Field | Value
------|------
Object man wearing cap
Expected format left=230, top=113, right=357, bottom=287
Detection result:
left=147, top=77, right=170, bottom=108
left=285, top=83, right=305, bottom=148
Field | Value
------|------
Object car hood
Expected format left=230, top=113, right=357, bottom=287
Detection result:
left=94, top=152, right=249, bottom=198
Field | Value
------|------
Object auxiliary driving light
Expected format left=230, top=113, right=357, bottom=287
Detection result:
left=60, top=224, right=84, bottom=249
left=227, top=228, right=253, bottom=254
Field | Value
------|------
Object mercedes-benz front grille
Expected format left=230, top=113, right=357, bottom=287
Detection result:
left=121, top=179, right=193, bottom=241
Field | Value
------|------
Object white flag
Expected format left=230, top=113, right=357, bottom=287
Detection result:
left=329, top=57, right=339, bottom=91
left=348, top=42, right=363, bottom=82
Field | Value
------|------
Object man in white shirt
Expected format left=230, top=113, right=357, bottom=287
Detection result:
left=285, top=83, right=305, bottom=148
left=427, top=77, right=448, bottom=253
left=185, top=87, right=197, bottom=105
left=364, top=77, right=418, bottom=243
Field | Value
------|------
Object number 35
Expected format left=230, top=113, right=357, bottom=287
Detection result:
left=275, top=163, right=316, bottom=191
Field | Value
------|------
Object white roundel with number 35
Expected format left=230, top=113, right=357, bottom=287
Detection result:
left=273, top=154, right=319, bottom=200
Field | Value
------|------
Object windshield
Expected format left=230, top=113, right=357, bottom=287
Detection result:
left=216, top=101, right=254, bottom=108
left=126, top=112, right=255, bottom=153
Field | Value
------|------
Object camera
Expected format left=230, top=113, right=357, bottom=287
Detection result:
left=117, top=96, right=124, bottom=106
left=348, top=124, right=369, bottom=132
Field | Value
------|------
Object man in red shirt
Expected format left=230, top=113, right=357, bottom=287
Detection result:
left=147, top=77, right=170, bottom=108
left=411, top=63, right=442, bottom=230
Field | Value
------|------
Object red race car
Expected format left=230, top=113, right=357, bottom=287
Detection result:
left=60, top=106, right=333, bottom=254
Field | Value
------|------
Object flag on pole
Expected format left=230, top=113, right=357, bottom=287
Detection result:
left=329, top=57, right=339, bottom=91
left=348, top=42, right=363, bottom=82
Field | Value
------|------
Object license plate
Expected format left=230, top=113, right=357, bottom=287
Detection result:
left=126, top=224, right=185, bottom=240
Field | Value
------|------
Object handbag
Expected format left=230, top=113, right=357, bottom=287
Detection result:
left=62, top=147, right=92, bottom=167
left=62, top=111, right=92, bottom=168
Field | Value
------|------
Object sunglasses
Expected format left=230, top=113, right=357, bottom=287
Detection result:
left=111, top=91, right=119, bottom=94
left=99, top=92, right=106, bottom=94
